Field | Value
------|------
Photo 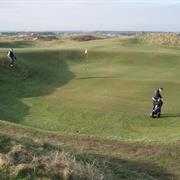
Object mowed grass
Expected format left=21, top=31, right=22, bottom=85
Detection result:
left=0, top=38, right=180, bottom=141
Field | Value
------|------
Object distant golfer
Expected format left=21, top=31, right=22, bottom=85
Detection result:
left=7, top=48, right=16, bottom=67
left=152, top=87, right=163, bottom=110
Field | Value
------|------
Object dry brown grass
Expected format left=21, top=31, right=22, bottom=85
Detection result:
left=137, top=32, right=180, bottom=46
left=0, top=136, right=104, bottom=179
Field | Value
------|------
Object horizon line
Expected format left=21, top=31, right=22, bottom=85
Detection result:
left=0, top=30, right=180, bottom=33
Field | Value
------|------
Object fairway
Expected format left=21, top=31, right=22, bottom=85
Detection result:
left=0, top=37, right=180, bottom=141
left=1, top=0, right=180, bottom=178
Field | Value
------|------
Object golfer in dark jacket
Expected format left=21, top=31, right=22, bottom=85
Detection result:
left=152, top=88, right=163, bottom=110
left=7, top=49, right=16, bottom=67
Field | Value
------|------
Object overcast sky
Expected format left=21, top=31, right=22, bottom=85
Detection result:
left=0, top=0, right=180, bottom=31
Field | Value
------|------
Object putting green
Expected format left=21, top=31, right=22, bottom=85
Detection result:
left=0, top=38, right=180, bottom=141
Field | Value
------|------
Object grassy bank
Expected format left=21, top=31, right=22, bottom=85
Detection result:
left=0, top=121, right=179, bottom=179
left=0, top=36, right=180, bottom=179
left=0, top=38, right=180, bottom=141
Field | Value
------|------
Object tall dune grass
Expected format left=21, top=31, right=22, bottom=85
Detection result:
left=137, top=32, right=180, bottom=46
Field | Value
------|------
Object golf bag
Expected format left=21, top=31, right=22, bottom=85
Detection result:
left=150, top=99, right=163, bottom=118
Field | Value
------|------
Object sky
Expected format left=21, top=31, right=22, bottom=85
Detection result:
left=0, top=0, right=180, bottom=32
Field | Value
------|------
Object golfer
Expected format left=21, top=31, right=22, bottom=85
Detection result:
left=7, top=48, right=16, bottom=67
left=152, top=87, right=163, bottom=110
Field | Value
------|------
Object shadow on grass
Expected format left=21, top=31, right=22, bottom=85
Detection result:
left=77, top=153, right=176, bottom=180
left=0, top=50, right=84, bottom=124
left=77, top=76, right=121, bottom=80
left=0, top=41, right=34, bottom=48
left=161, top=113, right=180, bottom=118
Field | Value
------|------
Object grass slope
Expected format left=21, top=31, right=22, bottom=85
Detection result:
left=0, top=36, right=180, bottom=179
left=0, top=122, right=179, bottom=179
left=0, top=38, right=180, bottom=141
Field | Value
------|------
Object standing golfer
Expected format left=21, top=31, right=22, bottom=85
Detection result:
left=7, top=48, right=16, bottom=67
left=152, top=87, right=163, bottom=110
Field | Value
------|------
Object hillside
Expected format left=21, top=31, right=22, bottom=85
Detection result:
left=0, top=121, right=179, bottom=179
left=0, top=35, right=180, bottom=179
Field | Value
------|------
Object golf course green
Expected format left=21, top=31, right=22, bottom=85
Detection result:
left=0, top=37, right=180, bottom=141
left=0, top=36, right=180, bottom=179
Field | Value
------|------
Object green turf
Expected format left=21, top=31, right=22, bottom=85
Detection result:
left=0, top=37, right=180, bottom=141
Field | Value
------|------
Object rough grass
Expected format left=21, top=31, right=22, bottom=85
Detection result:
left=0, top=129, right=179, bottom=180
left=137, top=32, right=180, bottom=47
left=0, top=135, right=105, bottom=179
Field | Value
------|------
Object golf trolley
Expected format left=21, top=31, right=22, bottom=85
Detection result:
left=150, top=99, right=163, bottom=118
